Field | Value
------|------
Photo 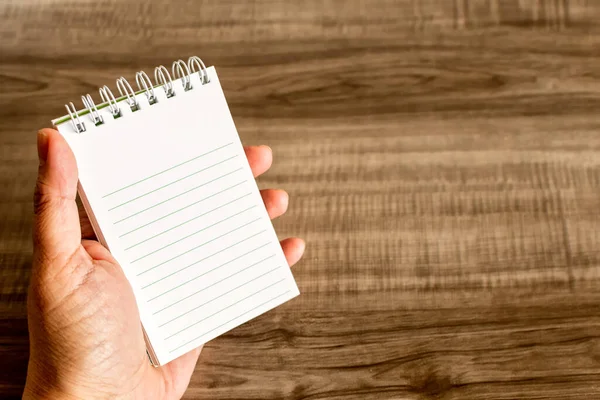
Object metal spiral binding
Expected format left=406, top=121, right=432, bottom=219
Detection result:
left=65, top=102, right=85, bottom=133
left=99, top=85, right=121, bottom=118
left=154, top=65, right=175, bottom=98
left=116, top=76, right=139, bottom=112
left=64, top=56, right=209, bottom=133
left=188, top=56, right=210, bottom=84
left=136, top=71, right=157, bottom=105
left=172, top=59, right=192, bottom=91
left=81, top=94, right=104, bottom=126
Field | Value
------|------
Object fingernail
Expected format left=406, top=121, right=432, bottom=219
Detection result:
left=281, top=190, right=289, bottom=211
left=298, top=239, right=306, bottom=255
left=37, top=130, right=49, bottom=166
left=262, top=145, right=272, bottom=159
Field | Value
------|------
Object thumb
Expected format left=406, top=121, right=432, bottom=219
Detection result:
left=33, top=128, right=81, bottom=266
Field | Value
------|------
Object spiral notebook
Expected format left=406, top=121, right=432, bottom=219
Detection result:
left=51, top=57, right=299, bottom=366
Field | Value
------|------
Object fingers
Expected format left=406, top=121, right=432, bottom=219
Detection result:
left=280, top=238, right=305, bottom=267
left=79, top=189, right=289, bottom=238
left=33, top=129, right=81, bottom=266
left=260, top=189, right=288, bottom=219
left=246, top=147, right=289, bottom=219
left=244, top=145, right=272, bottom=177
left=81, top=148, right=288, bottom=238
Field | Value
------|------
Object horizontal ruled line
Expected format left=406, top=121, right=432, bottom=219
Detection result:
left=107, top=155, right=238, bottom=211
left=147, top=245, right=274, bottom=301
left=141, top=238, right=270, bottom=288
left=134, top=217, right=261, bottom=267
left=103, top=143, right=233, bottom=198
left=113, top=168, right=243, bottom=224
left=119, top=181, right=246, bottom=237
left=138, top=229, right=267, bottom=280
left=168, top=289, right=292, bottom=352
left=160, top=271, right=284, bottom=328
left=130, top=207, right=256, bottom=263
left=124, top=193, right=253, bottom=251
left=152, top=256, right=277, bottom=314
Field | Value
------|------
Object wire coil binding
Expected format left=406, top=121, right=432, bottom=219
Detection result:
left=154, top=66, right=175, bottom=98
left=65, top=102, right=85, bottom=133
left=81, top=94, right=104, bottom=126
left=136, top=71, right=157, bottom=105
left=172, top=59, right=192, bottom=91
left=99, top=85, right=121, bottom=118
left=63, top=56, right=210, bottom=133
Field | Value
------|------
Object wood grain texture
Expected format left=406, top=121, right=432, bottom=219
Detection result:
left=1, top=0, right=600, bottom=398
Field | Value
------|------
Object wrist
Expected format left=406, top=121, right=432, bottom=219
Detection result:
left=23, top=380, right=122, bottom=400
left=23, top=360, right=90, bottom=400
left=23, top=362, right=136, bottom=400
left=22, top=382, right=78, bottom=400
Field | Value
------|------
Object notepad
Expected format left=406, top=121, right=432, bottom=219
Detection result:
left=51, top=57, right=299, bottom=366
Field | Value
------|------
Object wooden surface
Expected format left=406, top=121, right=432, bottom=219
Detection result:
left=2, top=0, right=600, bottom=398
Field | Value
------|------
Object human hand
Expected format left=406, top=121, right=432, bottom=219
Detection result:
left=23, top=129, right=305, bottom=400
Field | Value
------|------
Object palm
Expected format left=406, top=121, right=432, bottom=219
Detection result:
left=80, top=239, right=203, bottom=399
left=31, top=238, right=189, bottom=398
left=26, top=129, right=304, bottom=400
left=83, top=239, right=199, bottom=399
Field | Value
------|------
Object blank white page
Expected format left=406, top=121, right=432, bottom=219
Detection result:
left=53, top=67, right=299, bottom=365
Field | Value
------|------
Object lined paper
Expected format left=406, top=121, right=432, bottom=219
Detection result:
left=54, top=67, right=299, bottom=365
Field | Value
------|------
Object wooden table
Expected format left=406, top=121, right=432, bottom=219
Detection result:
left=2, top=1, right=600, bottom=398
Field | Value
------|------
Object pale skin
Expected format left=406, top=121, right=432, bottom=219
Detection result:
left=23, top=129, right=305, bottom=400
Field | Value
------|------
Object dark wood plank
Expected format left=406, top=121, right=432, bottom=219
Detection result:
left=1, top=0, right=600, bottom=398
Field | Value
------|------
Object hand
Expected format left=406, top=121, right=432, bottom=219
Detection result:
left=23, top=129, right=305, bottom=400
